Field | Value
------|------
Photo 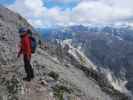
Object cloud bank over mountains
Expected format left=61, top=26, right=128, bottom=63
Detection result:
left=8, top=0, right=133, bottom=28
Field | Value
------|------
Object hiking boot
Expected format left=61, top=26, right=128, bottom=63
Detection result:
left=23, top=77, right=31, bottom=82
left=30, top=74, right=34, bottom=79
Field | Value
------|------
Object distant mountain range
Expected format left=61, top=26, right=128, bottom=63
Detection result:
left=37, top=25, right=133, bottom=95
left=37, top=24, right=133, bottom=41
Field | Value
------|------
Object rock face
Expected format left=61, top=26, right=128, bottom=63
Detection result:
left=0, top=6, right=130, bottom=100
left=39, top=25, right=133, bottom=95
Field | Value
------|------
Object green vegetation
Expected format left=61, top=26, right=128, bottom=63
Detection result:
left=48, top=71, right=59, bottom=80
left=0, top=75, right=21, bottom=100
left=52, top=85, right=73, bottom=100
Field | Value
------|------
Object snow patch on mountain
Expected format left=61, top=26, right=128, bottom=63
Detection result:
left=115, top=35, right=123, bottom=41
left=62, top=39, right=97, bottom=70
left=100, top=68, right=130, bottom=94
left=62, top=39, right=132, bottom=96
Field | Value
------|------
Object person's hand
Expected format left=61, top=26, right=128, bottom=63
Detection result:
left=17, top=48, right=22, bottom=58
left=17, top=53, right=20, bottom=58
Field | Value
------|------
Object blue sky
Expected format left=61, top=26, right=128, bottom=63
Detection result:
left=0, top=0, right=78, bottom=9
left=1, top=0, right=133, bottom=28
left=44, top=0, right=79, bottom=9
left=0, top=0, right=15, bottom=5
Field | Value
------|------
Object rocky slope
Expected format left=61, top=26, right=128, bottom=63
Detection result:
left=39, top=25, right=133, bottom=95
left=0, top=6, right=130, bottom=100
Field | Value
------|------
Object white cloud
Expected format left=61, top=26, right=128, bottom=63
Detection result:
left=7, top=0, right=133, bottom=28
left=8, top=0, right=46, bottom=28
left=24, top=0, right=45, bottom=16
left=72, top=1, right=133, bottom=23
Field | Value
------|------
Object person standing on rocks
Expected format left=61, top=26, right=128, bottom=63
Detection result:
left=17, top=28, right=34, bottom=81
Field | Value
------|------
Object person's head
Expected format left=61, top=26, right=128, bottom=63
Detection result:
left=27, top=29, right=32, bottom=36
left=19, top=27, right=27, bottom=37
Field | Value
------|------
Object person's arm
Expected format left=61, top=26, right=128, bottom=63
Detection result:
left=17, top=48, right=22, bottom=58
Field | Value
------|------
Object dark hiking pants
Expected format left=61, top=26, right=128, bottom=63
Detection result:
left=23, top=55, right=34, bottom=79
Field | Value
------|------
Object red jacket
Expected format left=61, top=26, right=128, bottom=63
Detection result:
left=18, top=33, right=32, bottom=59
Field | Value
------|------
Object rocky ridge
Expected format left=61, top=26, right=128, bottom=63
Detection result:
left=0, top=5, right=130, bottom=100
